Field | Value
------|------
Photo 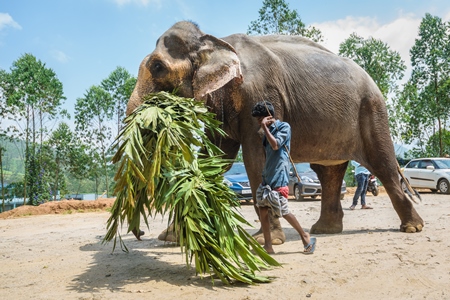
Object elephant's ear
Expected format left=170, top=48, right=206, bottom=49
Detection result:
left=193, top=34, right=243, bottom=99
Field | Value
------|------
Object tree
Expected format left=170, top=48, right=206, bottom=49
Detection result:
left=402, top=14, right=450, bottom=157
left=1, top=54, right=66, bottom=205
left=75, top=85, right=114, bottom=197
left=101, top=66, right=136, bottom=140
left=339, top=33, right=406, bottom=98
left=0, top=145, right=5, bottom=212
left=247, top=0, right=323, bottom=42
left=45, top=122, right=74, bottom=200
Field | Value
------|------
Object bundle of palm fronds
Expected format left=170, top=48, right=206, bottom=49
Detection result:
left=103, top=91, right=280, bottom=284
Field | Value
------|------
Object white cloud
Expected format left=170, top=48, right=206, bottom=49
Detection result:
left=51, top=50, right=70, bottom=63
left=312, top=14, right=423, bottom=82
left=0, top=12, right=21, bottom=31
left=445, top=11, right=450, bottom=22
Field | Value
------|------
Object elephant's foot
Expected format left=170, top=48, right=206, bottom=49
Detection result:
left=397, top=204, right=424, bottom=233
left=400, top=221, right=424, bottom=233
left=252, top=216, right=286, bottom=245
left=310, top=218, right=343, bottom=234
left=132, top=228, right=145, bottom=241
left=252, top=228, right=285, bottom=245
left=157, top=224, right=178, bottom=243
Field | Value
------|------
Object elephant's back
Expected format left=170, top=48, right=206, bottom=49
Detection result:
left=222, top=34, right=385, bottom=160
left=223, top=33, right=376, bottom=119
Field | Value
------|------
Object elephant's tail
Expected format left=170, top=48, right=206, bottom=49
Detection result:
left=397, top=163, right=422, bottom=204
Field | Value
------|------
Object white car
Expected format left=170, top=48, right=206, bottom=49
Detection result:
left=401, top=157, right=450, bottom=194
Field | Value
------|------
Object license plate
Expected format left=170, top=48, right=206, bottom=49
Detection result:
left=241, top=189, right=251, bottom=194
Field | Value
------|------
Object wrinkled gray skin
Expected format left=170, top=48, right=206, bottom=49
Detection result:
left=127, top=21, right=424, bottom=238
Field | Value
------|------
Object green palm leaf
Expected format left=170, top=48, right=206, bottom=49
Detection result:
left=104, top=91, right=280, bottom=284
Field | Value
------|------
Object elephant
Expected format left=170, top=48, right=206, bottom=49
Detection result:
left=126, top=21, right=424, bottom=243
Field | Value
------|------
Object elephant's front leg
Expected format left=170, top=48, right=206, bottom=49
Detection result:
left=310, top=193, right=344, bottom=234
left=310, top=163, right=347, bottom=234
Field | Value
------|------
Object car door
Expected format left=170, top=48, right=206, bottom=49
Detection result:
left=404, top=160, right=421, bottom=186
left=412, top=159, right=437, bottom=188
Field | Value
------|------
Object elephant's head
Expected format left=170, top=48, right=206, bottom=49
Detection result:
left=126, top=21, right=243, bottom=116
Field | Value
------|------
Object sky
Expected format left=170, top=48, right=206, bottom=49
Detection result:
left=1, top=0, right=450, bottom=121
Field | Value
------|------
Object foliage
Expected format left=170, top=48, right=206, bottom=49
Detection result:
left=0, top=137, right=25, bottom=182
left=407, top=129, right=450, bottom=158
left=247, top=0, right=323, bottom=42
left=339, top=33, right=406, bottom=98
left=0, top=53, right=66, bottom=205
left=104, top=92, right=280, bottom=284
left=45, top=122, right=76, bottom=200
left=0, top=145, right=5, bottom=210
left=2, top=60, right=137, bottom=200
left=400, top=14, right=450, bottom=157
left=75, top=85, right=114, bottom=197
left=101, top=66, right=137, bottom=140
left=74, top=68, right=137, bottom=197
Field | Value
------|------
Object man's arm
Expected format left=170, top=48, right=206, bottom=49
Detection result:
left=260, top=116, right=279, bottom=150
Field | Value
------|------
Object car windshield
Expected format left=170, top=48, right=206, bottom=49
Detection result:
left=294, top=163, right=314, bottom=173
left=225, top=163, right=246, bottom=175
left=434, top=159, right=450, bottom=169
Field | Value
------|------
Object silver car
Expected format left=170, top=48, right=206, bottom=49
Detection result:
left=288, top=163, right=347, bottom=201
left=401, top=157, right=450, bottom=194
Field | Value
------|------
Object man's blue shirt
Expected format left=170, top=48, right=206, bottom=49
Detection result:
left=351, top=161, right=370, bottom=175
left=262, top=120, right=291, bottom=188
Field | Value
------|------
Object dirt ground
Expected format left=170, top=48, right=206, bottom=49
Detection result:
left=0, top=188, right=449, bottom=300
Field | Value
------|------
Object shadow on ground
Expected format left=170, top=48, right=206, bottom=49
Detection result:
left=68, top=235, right=255, bottom=295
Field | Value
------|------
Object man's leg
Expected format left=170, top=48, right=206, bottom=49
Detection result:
left=283, top=213, right=310, bottom=247
left=360, top=174, right=369, bottom=205
left=351, top=174, right=365, bottom=207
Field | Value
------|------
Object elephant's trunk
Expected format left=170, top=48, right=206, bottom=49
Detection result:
left=126, top=54, right=154, bottom=116
left=126, top=89, right=142, bottom=116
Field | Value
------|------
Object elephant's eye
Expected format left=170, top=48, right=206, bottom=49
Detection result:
left=150, top=60, right=166, bottom=77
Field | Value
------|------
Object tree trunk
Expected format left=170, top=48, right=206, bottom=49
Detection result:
left=1, top=147, right=5, bottom=212
left=102, top=150, right=109, bottom=198
left=23, top=106, right=30, bottom=206
left=54, top=156, right=60, bottom=201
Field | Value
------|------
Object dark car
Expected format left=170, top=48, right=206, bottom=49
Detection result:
left=223, top=162, right=252, bottom=201
left=288, top=163, right=347, bottom=201
left=65, top=194, right=84, bottom=200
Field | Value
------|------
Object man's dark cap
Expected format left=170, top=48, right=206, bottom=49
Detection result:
left=251, top=101, right=275, bottom=118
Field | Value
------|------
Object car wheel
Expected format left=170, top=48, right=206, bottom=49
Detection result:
left=438, top=179, right=450, bottom=194
left=401, top=179, right=408, bottom=191
left=372, top=186, right=379, bottom=196
left=294, top=185, right=304, bottom=201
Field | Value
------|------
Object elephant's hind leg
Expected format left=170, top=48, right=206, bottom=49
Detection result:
left=309, top=162, right=347, bottom=234
left=373, top=171, right=424, bottom=233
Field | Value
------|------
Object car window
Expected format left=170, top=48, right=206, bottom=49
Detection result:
left=294, top=163, right=314, bottom=173
left=406, top=160, right=419, bottom=169
left=225, top=163, right=246, bottom=175
left=418, top=160, right=434, bottom=169
left=433, top=159, right=450, bottom=169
